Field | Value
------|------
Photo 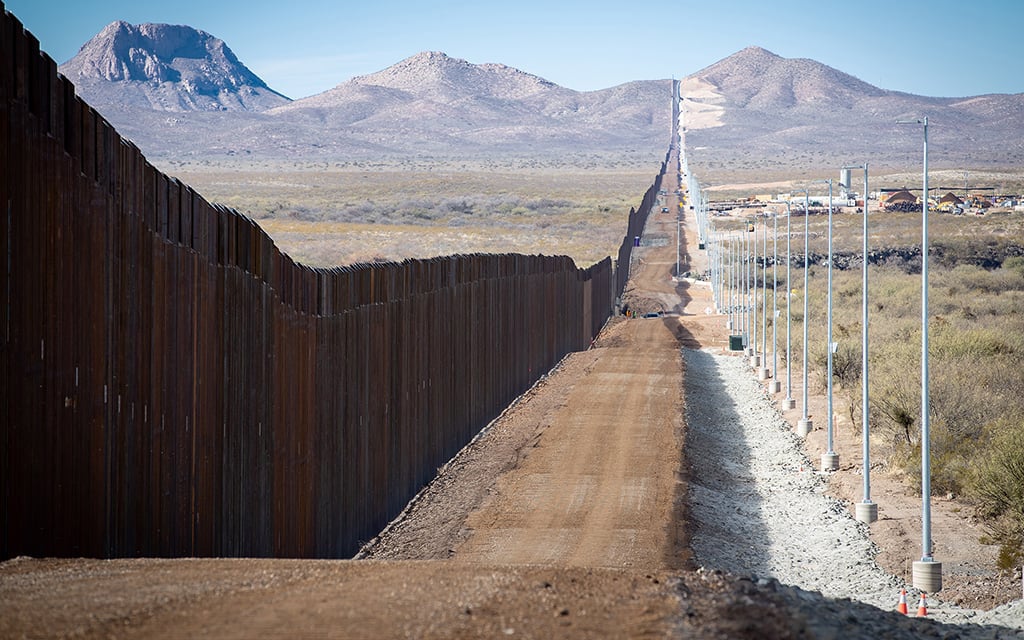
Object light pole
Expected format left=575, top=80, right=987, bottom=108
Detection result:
left=783, top=202, right=796, bottom=409
left=758, top=212, right=770, bottom=380
left=728, top=236, right=735, bottom=332
left=732, top=237, right=738, bottom=334
left=744, top=227, right=752, bottom=355
left=898, top=116, right=941, bottom=594
left=769, top=210, right=781, bottom=393
left=796, top=190, right=813, bottom=437
left=822, top=179, right=839, bottom=472
left=845, top=163, right=878, bottom=524
left=734, top=235, right=740, bottom=334
left=749, top=219, right=759, bottom=365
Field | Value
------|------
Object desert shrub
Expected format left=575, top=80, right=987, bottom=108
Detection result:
left=1003, top=255, right=1024, bottom=278
left=934, top=263, right=1024, bottom=296
left=870, top=339, right=921, bottom=452
left=931, top=325, right=1020, bottom=359
left=970, top=419, right=1024, bottom=570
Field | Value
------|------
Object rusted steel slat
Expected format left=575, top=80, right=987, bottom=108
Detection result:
left=167, top=178, right=180, bottom=246
left=179, top=184, right=193, bottom=249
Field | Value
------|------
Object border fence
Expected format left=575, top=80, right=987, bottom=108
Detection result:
left=0, top=3, right=667, bottom=558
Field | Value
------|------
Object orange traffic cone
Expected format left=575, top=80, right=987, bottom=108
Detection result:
left=896, top=589, right=909, bottom=615
left=916, top=592, right=928, bottom=617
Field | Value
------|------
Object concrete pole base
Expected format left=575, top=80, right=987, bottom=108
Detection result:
left=821, top=452, right=839, bottom=471
left=726, top=320, right=733, bottom=330
left=749, top=355, right=761, bottom=367
left=757, top=367, right=770, bottom=380
left=768, top=380, right=781, bottom=394
left=797, top=418, right=812, bottom=437
left=855, top=501, right=878, bottom=523
left=745, top=347, right=754, bottom=357
left=912, top=560, right=943, bottom=594
left=783, top=397, right=796, bottom=410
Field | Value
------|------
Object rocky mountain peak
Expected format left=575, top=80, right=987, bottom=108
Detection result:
left=692, top=45, right=887, bottom=109
left=349, top=50, right=557, bottom=101
left=59, top=21, right=290, bottom=112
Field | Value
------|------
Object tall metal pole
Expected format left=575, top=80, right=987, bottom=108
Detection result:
left=823, top=180, right=839, bottom=470
left=851, top=163, right=877, bottom=523
left=797, top=191, right=812, bottom=436
left=737, top=237, right=745, bottom=339
left=729, top=239, right=736, bottom=331
left=920, top=117, right=938, bottom=588
left=921, top=119, right=932, bottom=563
left=770, top=211, right=780, bottom=393
left=759, top=212, right=769, bottom=378
left=899, top=117, right=941, bottom=593
left=713, top=231, right=718, bottom=305
left=749, top=221, right=758, bottom=363
left=745, top=230, right=751, bottom=351
left=733, top=236, right=739, bottom=333
left=784, top=202, right=795, bottom=409
left=735, top=238, right=740, bottom=334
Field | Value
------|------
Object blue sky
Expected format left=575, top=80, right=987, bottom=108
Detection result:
left=6, top=0, right=1023, bottom=101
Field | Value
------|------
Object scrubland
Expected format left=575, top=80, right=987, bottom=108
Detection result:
left=722, top=206, right=1024, bottom=569
left=172, top=160, right=655, bottom=267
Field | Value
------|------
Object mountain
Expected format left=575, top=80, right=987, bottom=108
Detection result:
left=264, top=51, right=668, bottom=154
left=691, top=46, right=888, bottom=110
left=680, top=46, right=1024, bottom=175
left=53, top=27, right=1024, bottom=173
left=70, top=48, right=672, bottom=162
left=338, top=50, right=561, bottom=102
left=59, top=21, right=290, bottom=112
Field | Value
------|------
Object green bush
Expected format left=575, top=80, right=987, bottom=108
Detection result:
left=1002, top=256, right=1024, bottom=281
left=970, top=420, right=1024, bottom=570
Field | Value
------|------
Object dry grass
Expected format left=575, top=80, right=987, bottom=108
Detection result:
left=171, top=161, right=656, bottom=267
left=775, top=249, right=1024, bottom=564
left=714, top=172, right=1024, bottom=562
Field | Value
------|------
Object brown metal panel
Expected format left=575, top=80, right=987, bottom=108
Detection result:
left=13, top=19, right=33, bottom=105
left=79, top=98, right=93, bottom=180
left=0, top=9, right=13, bottom=102
left=179, top=184, right=193, bottom=249
left=61, top=80, right=75, bottom=157
left=26, top=30, right=44, bottom=119
left=96, top=116, right=112, bottom=192
left=40, top=53, right=56, bottom=135
left=167, top=178, right=180, bottom=246
left=3, top=99, right=32, bottom=556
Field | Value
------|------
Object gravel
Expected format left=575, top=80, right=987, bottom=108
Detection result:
left=684, top=348, right=1024, bottom=636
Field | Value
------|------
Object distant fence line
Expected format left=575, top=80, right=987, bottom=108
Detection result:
left=0, top=4, right=667, bottom=558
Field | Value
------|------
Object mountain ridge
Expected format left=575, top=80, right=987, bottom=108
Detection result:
left=679, top=46, right=1024, bottom=173
left=59, top=21, right=290, bottom=112
left=54, top=23, right=1024, bottom=171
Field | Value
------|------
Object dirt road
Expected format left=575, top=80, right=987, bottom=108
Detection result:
left=451, top=316, right=687, bottom=571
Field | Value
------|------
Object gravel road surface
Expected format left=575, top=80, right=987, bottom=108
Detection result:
left=685, top=346, right=1024, bottom=635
